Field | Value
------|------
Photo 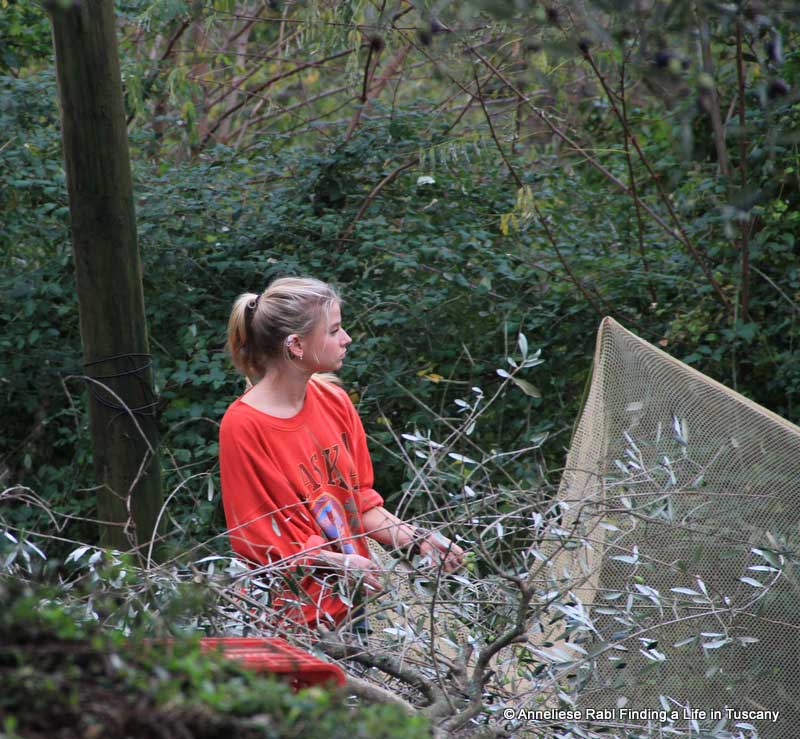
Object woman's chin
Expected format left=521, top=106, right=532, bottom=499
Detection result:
left=320, top=359, right=344, bottom=372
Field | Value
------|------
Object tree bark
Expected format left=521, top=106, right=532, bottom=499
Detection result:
left=48, top=0, right=162, bottom=554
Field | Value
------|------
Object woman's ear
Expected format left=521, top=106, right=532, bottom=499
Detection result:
left=286, top=334, right=304, bottom=360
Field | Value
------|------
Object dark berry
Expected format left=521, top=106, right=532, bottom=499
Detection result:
left=768, top=78, right=790, bottom=98
left=654, top=50, right=672, bottom=68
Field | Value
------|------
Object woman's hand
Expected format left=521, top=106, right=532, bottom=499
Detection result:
left=316, top=550, right=384, bottom=593
left=418, top=529, right=465, bottom=574
left=341, top=553, right=384, bottom=592
left=362, top=506, right=466, bottom=574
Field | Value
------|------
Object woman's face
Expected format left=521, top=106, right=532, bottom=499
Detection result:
left=303, top=301, right=352, bottom=371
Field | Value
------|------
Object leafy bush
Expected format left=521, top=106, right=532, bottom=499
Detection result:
left=0, top=580, right=429, bottom=739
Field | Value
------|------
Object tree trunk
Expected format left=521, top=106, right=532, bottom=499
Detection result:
left=48, top=0, right=163, bottom=555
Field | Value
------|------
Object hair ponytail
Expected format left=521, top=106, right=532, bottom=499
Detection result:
left=226, top=292, right=264, bottom=383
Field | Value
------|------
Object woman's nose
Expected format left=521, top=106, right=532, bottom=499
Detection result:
left=342, top=330, right=352, bottom=346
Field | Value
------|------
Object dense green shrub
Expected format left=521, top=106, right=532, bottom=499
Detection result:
left=3, top=3, right=800, bottom=558
left=0, top=581, right=429, bottom=738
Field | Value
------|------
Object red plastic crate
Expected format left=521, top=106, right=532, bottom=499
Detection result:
left=199, top=636, right=346, bottom=690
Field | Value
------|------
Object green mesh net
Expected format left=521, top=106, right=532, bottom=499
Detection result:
left=555, top=317, right=800, bottom=735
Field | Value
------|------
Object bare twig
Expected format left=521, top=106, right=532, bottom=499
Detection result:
left=126, top=18, right=192, bottom=125
left=619, top=53, right=658, bottom=304
left=735, top=21, right=752, bottom=322
left=579, top=46, right=733, bottom=313
left=339, top=158, right=418, bottom=240
left=317, top=629, right=450, bottom=713
left=471, top=44, right=734, bottom=314
left=199, top=48, right=355, bottom=148
left=697, top=17, right=731, bottom=178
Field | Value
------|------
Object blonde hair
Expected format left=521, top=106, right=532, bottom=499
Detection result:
left=226, top=276, right=341, bottom=383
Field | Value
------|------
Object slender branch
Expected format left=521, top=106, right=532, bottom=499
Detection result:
left=466, top=43, right=732, bottom=313
left=340, top=158, right=418, bottom=240
left=426, top=542, right=458, bottom=716
left=697, top=17, right=731, bottom=178
left=444, top=584, right=532, bottom=733
left=199, top=48, right=355, bottom=148
left=472, top=66, right=522, bottom=189
left=465, top=59, right=618, bottom=320
left=344, top=41, right=412, bottom=143
left=578, top=46, right=733, bottom=313
left=752, top=264, right=800, bottom=313
left=317, top=630, right=449, bottom=712
left=227, top=85, right=352, bottom=144
left=226, top=9, right=260, bottom=46
left=205, top=58, right=268, bottom=111
left=361, top=39, right=380, bottom=103
left=619, top=54, right=658, bottom=304
left=735, top=21, right=751, bottom=321
left=242, top=93, right=355, bottom=142
left=162, top=18, right=192, bottom=63
left=126, top=17, right=192, bottom=125
left=341, top=38, right=382, bottom=144
left=369, top=42, right=413, bottom=96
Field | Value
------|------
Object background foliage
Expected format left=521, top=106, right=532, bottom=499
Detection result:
left=2, top=0, right=800, bottom=734
left=4, top=0, right=800, bottom=545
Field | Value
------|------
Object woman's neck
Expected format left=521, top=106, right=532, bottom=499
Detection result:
left=244, top=363, right=312, bottom=418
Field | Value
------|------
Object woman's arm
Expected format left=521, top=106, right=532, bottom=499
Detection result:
left=341, top=391, right=464, bottom=573
left=313, top=548, right=384, bottom=592
left=362, top=506, right=465, bottom=573
left=361, top=505, right=417, bottom=547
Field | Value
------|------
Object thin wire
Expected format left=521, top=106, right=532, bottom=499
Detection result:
left=82, top=353, right=159, bottom=418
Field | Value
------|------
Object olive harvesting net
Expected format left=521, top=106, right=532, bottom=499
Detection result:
left=554, top=317, right=800, bottom=736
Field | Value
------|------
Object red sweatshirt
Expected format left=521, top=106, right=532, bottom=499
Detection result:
left=219, top=378, right=384, bottom=626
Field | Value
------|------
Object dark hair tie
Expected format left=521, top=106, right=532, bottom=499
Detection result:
left=244, top=294, right=261, bottom=347
left=246, top=293, right=261, bottom=314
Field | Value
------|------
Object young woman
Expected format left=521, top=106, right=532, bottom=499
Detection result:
left=220, top=276, right=464, bottom=627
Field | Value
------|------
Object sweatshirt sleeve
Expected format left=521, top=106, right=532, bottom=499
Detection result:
left=344, top=394, right=384, bottom=514
left=219, top=412, right=324, bottom=567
